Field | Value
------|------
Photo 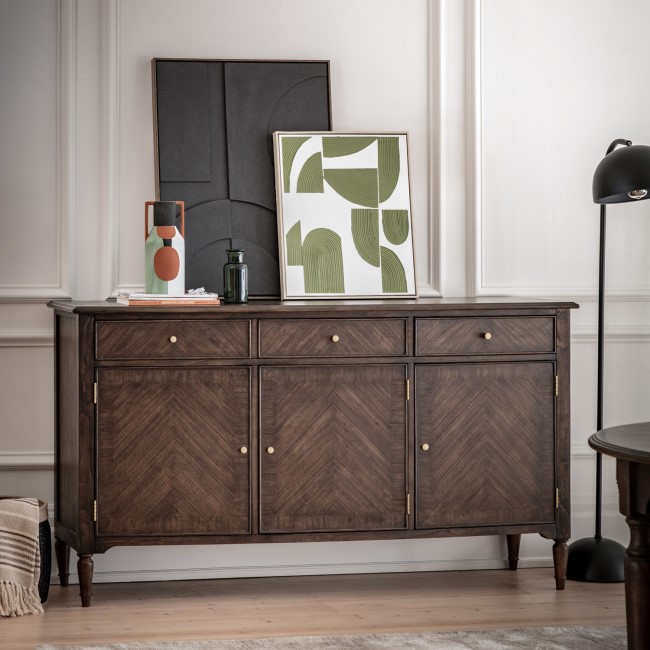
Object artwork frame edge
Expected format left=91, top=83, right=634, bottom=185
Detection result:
left=273, top=130, right=419, bottom=301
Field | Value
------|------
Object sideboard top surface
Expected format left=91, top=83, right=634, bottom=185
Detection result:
left=48, top=297, right=579, bottom=315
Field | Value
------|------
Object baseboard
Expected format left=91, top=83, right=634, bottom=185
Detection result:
left=0, top=331, right=54, bottom=347
left=57, top=556, right=554, bottom=585
left=0, top=452, right=55, bottom=470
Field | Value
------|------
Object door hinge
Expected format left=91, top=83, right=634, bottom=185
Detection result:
left=93, top=382, right=97, bottom=404
left=554, top=375, right=559, bottom=397
left=555, top=488, right=559, bottom=509
left=93, top=500, right=97, bottom=522
left=406, top=493, right=411, bottom=516
left=406, top=379, right=410, bottom=401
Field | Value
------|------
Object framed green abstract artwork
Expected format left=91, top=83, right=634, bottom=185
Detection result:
left=273, top=132, right=417, bottom=299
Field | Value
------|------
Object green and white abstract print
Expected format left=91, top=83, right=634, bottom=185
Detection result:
left=274, top=132, right=417, bottom=299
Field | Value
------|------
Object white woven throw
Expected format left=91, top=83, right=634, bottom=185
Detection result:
left=0, top=497, right=43, bottom=616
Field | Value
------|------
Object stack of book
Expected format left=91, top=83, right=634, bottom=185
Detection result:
left=116, top=292, right=220, bottom=306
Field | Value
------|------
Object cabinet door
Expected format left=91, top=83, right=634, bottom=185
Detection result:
left=260, top=365, right=408, bottom=533
left=96, top=367, right=250, bottom=536
left=415, top=362, right=555, bottom=529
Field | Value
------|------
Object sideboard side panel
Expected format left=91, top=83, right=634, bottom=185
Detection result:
left=555, top=308, right=572, bottom=539
left=55, top=312, right=80, bottom=536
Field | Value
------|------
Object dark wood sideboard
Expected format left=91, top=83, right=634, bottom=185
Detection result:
left=48, top=298, right=578, bottom=606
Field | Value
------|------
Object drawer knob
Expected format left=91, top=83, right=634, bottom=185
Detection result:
left=266, top=446, right=275, bottom=454
left=483, top=332, right=492, bottom=340
left=421, top=443, right=430, bottom=451
left=331, top=335, right=340, bottom=343
left=239, top=446, right=248, bottom=454
left=169, top=335, right=177, bottom=343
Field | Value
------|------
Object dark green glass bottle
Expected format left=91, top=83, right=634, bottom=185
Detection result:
left=223, top=249, right=248, bottom=303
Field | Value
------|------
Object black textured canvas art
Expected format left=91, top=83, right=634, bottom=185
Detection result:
left=153, top=59, right=332, bottom=296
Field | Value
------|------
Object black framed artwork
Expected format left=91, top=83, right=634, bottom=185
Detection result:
left=152, top=59, right=332, bottom=296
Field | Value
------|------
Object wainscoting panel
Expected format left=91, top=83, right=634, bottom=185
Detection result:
left=472, top=0, right=650, bottom=298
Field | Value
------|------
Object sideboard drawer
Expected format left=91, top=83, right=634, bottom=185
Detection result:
left=96, top=320, right=251, bottom=360
left=415, top=316, right=555, bottom=355
left=259, top=318, right=407, bottom=358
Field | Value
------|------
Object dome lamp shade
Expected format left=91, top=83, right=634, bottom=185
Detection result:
left=592, top=143, right=650, bottom=204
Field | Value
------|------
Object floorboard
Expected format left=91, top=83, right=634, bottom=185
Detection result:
left=3, top=568, right=625, bottom=649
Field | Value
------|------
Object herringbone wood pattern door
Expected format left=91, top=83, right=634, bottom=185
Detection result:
left=96, top=368, right=250, bottom=536
left=415, top=362, right=555, bottom=529
left=260, top=365, right=408, bottom=533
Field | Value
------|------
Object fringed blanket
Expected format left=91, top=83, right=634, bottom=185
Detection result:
left=0, top=497, right=43, bottom=617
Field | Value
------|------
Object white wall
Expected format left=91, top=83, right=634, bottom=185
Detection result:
left=1, top=0, right=648, bottom=584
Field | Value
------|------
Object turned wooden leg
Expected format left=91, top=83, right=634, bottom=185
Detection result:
left=625, top=517, right=650, bottom=650
left=506, top=534, right=521, bottom=570
left=55, top=539, right=70, bottom=587
left=77, top=554, right=94, bottom=607
left=553, top=538, right=568, bottom=590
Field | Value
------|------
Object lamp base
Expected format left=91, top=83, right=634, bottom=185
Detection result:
left=566, top=536, right=626, bottom=582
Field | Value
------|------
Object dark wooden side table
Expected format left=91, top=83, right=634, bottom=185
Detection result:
left=589, top=423, right=650, bottom=650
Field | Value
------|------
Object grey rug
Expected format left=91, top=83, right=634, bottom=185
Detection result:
left=35, top=626, right=626, bottom=649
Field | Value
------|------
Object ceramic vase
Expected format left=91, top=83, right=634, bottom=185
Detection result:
left=144, top=201, right=185, bottom=294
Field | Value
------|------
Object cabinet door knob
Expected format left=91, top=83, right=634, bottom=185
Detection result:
left=331, top=335, right=339, bottom=343
left=421, top=443, right=430, bottom=451
left=239, top=446, right=248, bottom=454
left=482, top=332, right=492, bottom=340
left=169, top=335, right=177, bottom=343
left=266, top=446, right=275, bottom=454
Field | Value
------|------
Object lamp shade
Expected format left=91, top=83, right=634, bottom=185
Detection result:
left=593, top=144, right=650, bottom=204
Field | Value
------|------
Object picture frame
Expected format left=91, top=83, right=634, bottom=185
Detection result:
left=273, top=132, right=417, bottom=299
left=152, top=59, right=332, bottom=297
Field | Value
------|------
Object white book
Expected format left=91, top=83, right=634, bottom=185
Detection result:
left=116, top=292, right=220, bottom=306
left=120, top=292, right=219, bottom=300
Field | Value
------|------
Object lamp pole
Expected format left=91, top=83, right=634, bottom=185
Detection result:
left=595, top=139, right=630, bottom=541
left=566, top=138, right=633, bottom=582
left=595, top=202, right=605, bottom=540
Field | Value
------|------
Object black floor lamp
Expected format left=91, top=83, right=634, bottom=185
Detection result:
left=566, top=138, right=650, bottom=582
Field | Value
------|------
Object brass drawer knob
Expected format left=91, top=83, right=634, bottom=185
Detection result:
left=239, top=446, right=248, bottom=454
left=331, top=335, right=340, bottom=343
left=169, top=335, right=177, bottom=343
left=266, top=446, right=275, bottom=454
left=421, top=443, right=430, bottom=451
left=483, top=332, right=492, bottom=340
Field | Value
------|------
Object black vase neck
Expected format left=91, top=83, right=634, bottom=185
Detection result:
left=226, top=249, right=245, bottom=263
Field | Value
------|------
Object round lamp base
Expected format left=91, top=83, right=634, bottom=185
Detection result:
left=566, top=536, right=626, bottom=583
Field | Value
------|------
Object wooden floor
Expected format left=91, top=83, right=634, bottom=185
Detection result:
left=4, top=568, right=625, bottom=649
